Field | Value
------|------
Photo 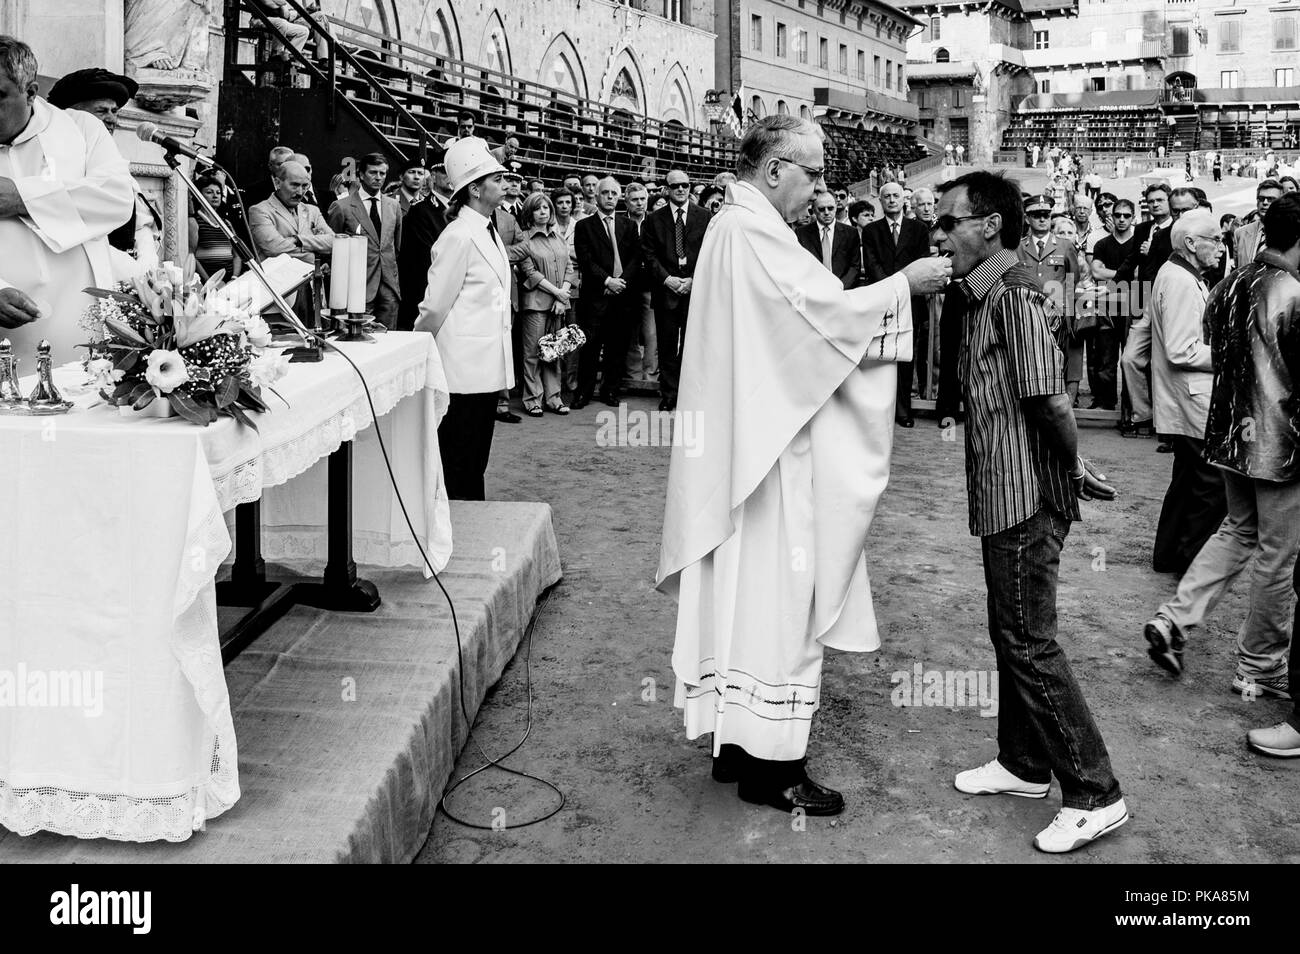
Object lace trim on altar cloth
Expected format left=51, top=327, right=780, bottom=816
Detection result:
left=0, top=735, right=237, bottom=843
left=211, top=361, right=428, bottom=512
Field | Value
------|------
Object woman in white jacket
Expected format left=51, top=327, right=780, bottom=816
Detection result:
left=414, top=138, right=511, bottom=500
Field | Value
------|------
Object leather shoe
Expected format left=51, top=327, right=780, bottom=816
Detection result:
left=738, top=776, right=845, bottom=816
left=601, top=394, right=620, bottom=407
left=896, top=415, right=914, bottom=428
left=711, top=744, right=745, bottom=783
left=658, top=398, right=674, bottom=412
left=496, top=409, right=521, bottom=424
left=570, top=395, right=590, bottom=410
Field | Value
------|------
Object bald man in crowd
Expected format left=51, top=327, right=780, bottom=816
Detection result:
left=573, top=176, right=643, bottom=407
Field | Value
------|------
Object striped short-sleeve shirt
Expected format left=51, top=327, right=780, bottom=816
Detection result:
left=958, top=248, right=1081, bottom=536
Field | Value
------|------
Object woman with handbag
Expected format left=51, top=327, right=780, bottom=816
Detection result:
left=515, top=192, right=577, bottom=416
left=414, top=138, right=511, bottom=500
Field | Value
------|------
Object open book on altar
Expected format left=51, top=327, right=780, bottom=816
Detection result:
left=212, top=255, right=314, bottom=317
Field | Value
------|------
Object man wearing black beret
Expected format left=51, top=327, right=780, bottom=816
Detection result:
left=48, top=67, right=156, bottom=255
left=47, top=67, right=137, bottom=133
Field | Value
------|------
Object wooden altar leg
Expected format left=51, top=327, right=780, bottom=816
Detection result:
left=294, top=440, right=382, bottom=612
left=216, top=502, right=279, bottom=605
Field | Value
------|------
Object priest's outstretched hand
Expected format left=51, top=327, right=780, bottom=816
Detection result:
left=900, top=256, right=952, bottom=295
left=0, top=287, right=40, bottom=329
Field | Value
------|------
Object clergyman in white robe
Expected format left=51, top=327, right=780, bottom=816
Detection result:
left=657, top=178, right=912, bottom=766
left=0, top=96, right=134, bottom=358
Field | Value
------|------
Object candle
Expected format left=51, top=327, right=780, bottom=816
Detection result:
left=329, top=236, right=351, bottom=311
left=347, top=234, right=368, bottom=314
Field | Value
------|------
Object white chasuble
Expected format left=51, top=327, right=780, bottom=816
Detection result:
left=0, top=97, right=134, bottom=358
left=657, top=181, right=911, bottom=761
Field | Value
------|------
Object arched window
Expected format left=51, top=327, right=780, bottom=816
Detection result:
left=777, top=99, right=789, bottom=115
left=751, top=94, right=766, bottom=118
left=935, top=47, right=950, bottom=63
left=611, top=67, right=640, bottom=111
left=799, top=104, right=811, bottom=120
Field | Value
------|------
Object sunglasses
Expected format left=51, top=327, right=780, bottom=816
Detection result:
left=668, top=183, right=691, bottom=189
left=1112, top=212, right=1133, bottom=219
left=935, top=213, right=988, bottom=232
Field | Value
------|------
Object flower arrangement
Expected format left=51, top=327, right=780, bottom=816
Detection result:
left=81, top=262, right=290, bottom=428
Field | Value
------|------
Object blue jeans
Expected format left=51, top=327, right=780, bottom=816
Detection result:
left=981, top=507, right=1123, bottom=810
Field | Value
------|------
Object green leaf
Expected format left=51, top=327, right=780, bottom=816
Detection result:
left=104, top=318, right=148, bottom=346
left=131, top=388, right=156, bottom=411
left=238, top=386, right=269, bottom=413
left=167, top=390, right=211, bottom=426
left=228, top=404, right=258, bottom=431
left=83, top=288, right=141, bottom=306
left=215, top=374, right=240, bottom=408
left=111, top=380, right=136, bottom=401
left=116, top=350, right=140, bottom=373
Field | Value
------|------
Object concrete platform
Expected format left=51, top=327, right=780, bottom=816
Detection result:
left=0, top=501, right=562, bottom=863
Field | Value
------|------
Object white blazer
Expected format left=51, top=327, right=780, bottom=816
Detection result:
left=414, top=205, right=514, bottom=394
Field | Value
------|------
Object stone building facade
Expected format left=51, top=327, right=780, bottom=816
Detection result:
left=712, top=0, right=920, bottom=134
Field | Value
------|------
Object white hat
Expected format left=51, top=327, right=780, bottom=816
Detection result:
left=444, top=137, right=506, bottom=196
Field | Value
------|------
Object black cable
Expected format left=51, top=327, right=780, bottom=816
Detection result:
left=212, top=139, right=563, bottom=832
left=315, top=337, right=564, bottom=831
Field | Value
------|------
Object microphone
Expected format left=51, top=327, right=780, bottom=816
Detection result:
left=135, top=122, right=215, bottom=169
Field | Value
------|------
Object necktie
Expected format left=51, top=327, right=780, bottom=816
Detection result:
left=891, top=221, right=899, bottom=246
left=1037, top=238, right=1045, bottom=258
left=368, top=196, right=381, bottom=235
left=674, top=209, right=686, bottom=263
left=822, top=226, right=833, bottom=269
left=487, top=217, right=498, bottom=246
left=606, top=216, right=623, bottom=278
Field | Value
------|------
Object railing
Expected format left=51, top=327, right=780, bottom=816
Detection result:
left=317, top=13, right=732, bottom=165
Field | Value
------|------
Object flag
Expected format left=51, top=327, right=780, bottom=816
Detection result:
left=725, top=85, right=745, bottom=137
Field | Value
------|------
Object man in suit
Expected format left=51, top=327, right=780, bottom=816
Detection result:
left=862, top=181, right=930, bottom=426
left=327, top=151, right=402, bottom=327
left=641, top=167, right=710, bottom=411
left=1233, top=179, right=1283, bottom=270
left=248, top=159, right=336, bottom=327
left=797, top=192, right=860, bottom=290
left=573, top=176, right=643, bottom=408
left=394, top=159, right=427, bottom=217
left=396, top=162, right=450, bottom=331
left=1148, top=209, right=1227, bottom=577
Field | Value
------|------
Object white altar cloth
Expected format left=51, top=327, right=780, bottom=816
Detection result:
left=0, top=331, right=449, bottom=842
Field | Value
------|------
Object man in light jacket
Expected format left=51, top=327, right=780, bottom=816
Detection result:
left=1148, top=209, right=1227, bottom=579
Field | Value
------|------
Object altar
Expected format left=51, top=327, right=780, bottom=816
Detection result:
left=0, top=331, right=452, bottom=843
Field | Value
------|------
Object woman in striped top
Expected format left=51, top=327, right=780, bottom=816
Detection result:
left=188, top=175, right=241, bottom=279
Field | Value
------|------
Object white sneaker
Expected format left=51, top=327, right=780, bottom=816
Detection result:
left=1033, top=799, right=1129, bottom=854
left=954, top=759, right=1050, bottom=798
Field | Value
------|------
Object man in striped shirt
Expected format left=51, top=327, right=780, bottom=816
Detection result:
left=933, top=171, right=1128, bottom=854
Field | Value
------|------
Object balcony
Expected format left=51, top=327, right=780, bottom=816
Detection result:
left=814, top=86, right=920, bottom=123
left=1020, top=39, right=1164, bottom=69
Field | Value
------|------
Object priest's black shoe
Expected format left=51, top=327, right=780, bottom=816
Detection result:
left=600, top=392, right=620, bottom=407
left=711, top=744, right=746, bottom=783
left=496, top=409, right=521, bottom=424
left=571, top=395, right=590, bottom=410
left=896, top=415, right=914, bottom=428
left=737, top=777, right=845, bottom=816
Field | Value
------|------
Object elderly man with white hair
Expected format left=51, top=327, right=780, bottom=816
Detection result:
left=658, top=115, right=950, bottom=816
left=1147, top=208, right=1228, bottom=589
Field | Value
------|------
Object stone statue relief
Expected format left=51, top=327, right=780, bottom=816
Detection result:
left=124, top=0, right=214, bottom=73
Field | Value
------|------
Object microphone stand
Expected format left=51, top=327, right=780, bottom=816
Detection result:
left=165, top=153, right=324, bottom=362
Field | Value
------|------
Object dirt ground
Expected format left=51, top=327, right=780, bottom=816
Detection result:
left=415, top=387, right=1299, bottom=864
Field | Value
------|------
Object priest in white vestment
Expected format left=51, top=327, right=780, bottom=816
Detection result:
left=0, top=37, right=134, bottom=358
left=657, top=116, right=951, bottom=816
